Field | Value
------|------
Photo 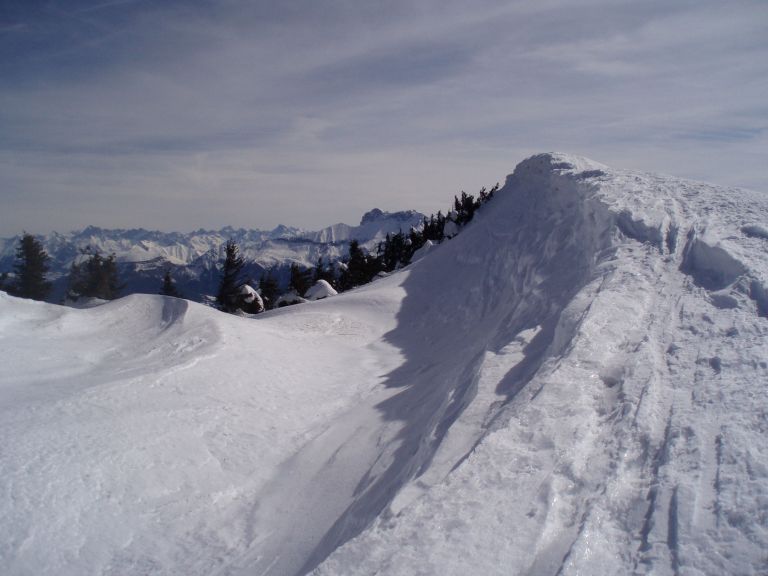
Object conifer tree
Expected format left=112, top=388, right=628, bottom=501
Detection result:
left=380, top=233, right=393, bottom=272
left=98, top=253, right=121, bottom=300
left=289, top=263, right=312, bottom=297
left=312, top=257, right=336, bottom=287
left=339, top=240, right=381, bottom=290
left=160, top=269, right=181, bottom=298
left=340, top=240, right=364, bottom=289
left=9, top=233, right=52, bottom=301
left=380, top=231, right=409, bottom=272
left=422, top=211, right=446, bottom=241
left=216, top=239, right=245, bottom=312
left=479, top=183, right=499, bottom=204
left=259, top=268, right=280, bottom=310
left=454, top=191, right=477, bottom=225
left=407, top=226, right=425, bottom=257
left=68, top=248, right=122, bottom=301
left=312, top=258, right=324, bottom=283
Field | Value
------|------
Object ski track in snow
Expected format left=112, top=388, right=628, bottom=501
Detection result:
left=1, top=153, right=767, bottom=575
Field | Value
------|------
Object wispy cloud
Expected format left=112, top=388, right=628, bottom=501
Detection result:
left=1, top=0, right=766, bottom=235
left=73, top=0, right=146, bottom=14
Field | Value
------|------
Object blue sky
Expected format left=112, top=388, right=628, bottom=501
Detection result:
left=1, top=0, right=766, bottom=235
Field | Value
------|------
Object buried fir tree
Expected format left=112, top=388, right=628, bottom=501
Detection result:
left=8, top=233, right=52, bottom=301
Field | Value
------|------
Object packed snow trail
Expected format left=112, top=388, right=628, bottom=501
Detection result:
left=1, top=153, right=767, bottom=575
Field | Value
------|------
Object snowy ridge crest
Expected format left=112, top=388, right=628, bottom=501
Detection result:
left=513, top=152, right=767, bottom=317
left=315, top=153, right=768, bottom=575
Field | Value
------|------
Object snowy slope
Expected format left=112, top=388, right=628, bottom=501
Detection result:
left=0, top=290, right=407, bottom=576
left=313, top=154, right=768, bottom=575
left=1, top=153, right=767, bottom=576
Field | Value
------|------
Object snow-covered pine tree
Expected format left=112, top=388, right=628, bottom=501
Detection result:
left=9, top=233, right=52, bottom=301
left=478, top=183, right=499, bottom=204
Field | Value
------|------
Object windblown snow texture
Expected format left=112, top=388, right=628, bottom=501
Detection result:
left=1, top=153, right=766, bottom=576
left=315, top=154, right=768, bottom=576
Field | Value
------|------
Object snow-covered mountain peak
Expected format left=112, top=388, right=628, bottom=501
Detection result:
left=359, top=208, right=421, bottom=226
left=308, top=209, right=424, bottom=244
left=360, top=208, right=386, bottom=224
left=269, top=224, right=304, bottom=239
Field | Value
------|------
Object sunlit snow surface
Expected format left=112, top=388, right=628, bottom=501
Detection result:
left=2, top=153, right=767, bottom=575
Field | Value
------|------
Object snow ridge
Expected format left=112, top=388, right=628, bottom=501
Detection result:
left=312, top=153, right=768, bottom=575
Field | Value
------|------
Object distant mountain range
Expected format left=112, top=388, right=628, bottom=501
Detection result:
left=0, top=209, right=425, bottom=302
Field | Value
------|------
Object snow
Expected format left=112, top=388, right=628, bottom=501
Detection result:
left=236, top=283, right=262, bottom=308
left=0, top=290, right=405, bottom=576
left=274, top=290, right=309, bottom=307
left=314, top=153, right=768, bottom=575
left=1, top=152, right=767, bottom=576
left=442, top=218, right=460, bottom=238
left=409, top=238, right=435, bottom=262
left=304, top=279, right=338, bottom=301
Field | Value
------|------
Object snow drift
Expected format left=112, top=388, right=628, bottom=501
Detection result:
left=1, top=153, right=766, bottom=576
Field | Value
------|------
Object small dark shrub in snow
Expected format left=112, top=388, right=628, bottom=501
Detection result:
left=160, top=269, right=182, bottom=298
